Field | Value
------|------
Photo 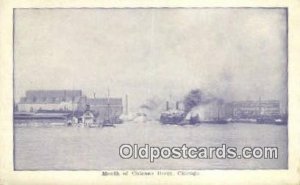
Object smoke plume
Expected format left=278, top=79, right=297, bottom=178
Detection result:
left=183, top=89, right=224, bottom=113
left=139, top=96, right=165, bottom=120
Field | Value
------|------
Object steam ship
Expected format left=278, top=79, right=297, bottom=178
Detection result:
left=159, top=100, right=227, bottom=125
left=160, top=101, right=185, bottom=124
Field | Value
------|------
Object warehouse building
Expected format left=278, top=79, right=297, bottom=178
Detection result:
left=17, top=90, right=83, bottom=112
left=225, top=100, right=281, bottom=119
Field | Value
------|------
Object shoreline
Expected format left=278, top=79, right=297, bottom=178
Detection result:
left=13, top=119, right=287, bottom=128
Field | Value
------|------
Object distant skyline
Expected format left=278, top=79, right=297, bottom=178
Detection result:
left=14, top=8, right=287, bottom=111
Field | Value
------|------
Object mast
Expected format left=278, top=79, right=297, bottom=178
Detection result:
left=107, top=88, right=110, bottom=121
left=125, top=94, right=128, bottom=115
left=166, top=101, right=169, bottom=111
left=258, top=96, right=262, bottom=117
left=72, top=95, right=74, bottom=116
left=217, top=104, right=220, bottom=121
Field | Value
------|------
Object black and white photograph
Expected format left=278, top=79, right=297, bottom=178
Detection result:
left=13, top=8, right=288, bottom=170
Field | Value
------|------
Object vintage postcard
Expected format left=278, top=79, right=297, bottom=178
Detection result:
left=0, top=0, right=300, bottom=185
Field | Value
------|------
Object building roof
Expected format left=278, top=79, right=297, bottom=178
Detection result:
left=25, top=90, right=82, bottom=98
left=230, top=100, right=280, bottom=107
left=19, top=90, right=82, bottom=104
left=86, top=98, right=122, bottom=106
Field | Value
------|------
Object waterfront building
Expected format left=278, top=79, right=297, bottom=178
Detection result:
left=225, top=100, right=281, bottom=119
left=17, top=90, right=83, bottom=112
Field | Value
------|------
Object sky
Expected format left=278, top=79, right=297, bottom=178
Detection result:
left=14, top=8, right=288, bottom=111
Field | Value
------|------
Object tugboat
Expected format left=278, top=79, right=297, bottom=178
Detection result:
left=66, top=89, right=123, bottom=128
left=66, top=106, right=98, bottom=127
left=82, top=105, right=96, bottom=127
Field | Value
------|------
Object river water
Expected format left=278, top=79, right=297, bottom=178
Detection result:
left=14, top=122, right=288, bottom=170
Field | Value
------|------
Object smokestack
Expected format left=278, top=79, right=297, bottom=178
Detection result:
left=86, top=104, right=90, bottom=111
left=166, top=101, right=169, bottom=111
left=176, top=101, right=179, bottom=110
left=125, top=94, right=128, bottom=115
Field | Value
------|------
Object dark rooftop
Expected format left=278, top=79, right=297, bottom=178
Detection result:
left=26, top=90, right=82, bottom=98
left=86, top=98, right=122, bottom=106
left=19, top=90, right=83, bottom=104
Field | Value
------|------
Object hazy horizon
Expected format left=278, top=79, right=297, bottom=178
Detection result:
left=14, top=8, right=288, bottom=111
